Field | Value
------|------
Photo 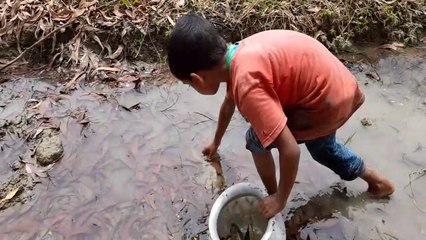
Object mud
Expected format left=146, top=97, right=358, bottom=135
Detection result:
left=0, top=49, right=425, bottom=239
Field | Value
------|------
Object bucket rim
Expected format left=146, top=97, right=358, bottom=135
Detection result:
left=208, top=182, right=277, bottom=240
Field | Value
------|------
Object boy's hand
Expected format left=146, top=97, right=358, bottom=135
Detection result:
left=202, top=142, right=219, bottom=161
left=259, top=193, right=285, bottom=219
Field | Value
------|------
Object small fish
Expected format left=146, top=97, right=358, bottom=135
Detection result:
left=221, top=223, right=244, bottom=240
left=244, top=224, right=256, bottom=240
left=230, top=223, right=245, bottom=240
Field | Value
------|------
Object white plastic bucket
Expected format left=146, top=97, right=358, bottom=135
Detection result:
left=208, top=182, right=286, bottom=240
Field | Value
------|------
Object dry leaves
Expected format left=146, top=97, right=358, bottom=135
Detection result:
left=24, top=161, right=54, bottom=182
left=0, top=187, right=21, bottom=205
left=0, top=0, right=160, bottom=83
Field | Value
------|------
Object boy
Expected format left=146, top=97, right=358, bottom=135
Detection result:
left=167, top=12, right=394, bottom=219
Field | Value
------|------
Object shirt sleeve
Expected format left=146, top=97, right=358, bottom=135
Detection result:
left=237, top=71, right=287, bottom=148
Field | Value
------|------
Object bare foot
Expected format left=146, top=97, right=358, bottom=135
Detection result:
left=361, top=167, right=395, bottom=198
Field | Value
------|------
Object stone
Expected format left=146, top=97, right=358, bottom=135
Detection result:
left=35, top=130, right=64, bottom=166
left=360, top=117, right=373, bottom=126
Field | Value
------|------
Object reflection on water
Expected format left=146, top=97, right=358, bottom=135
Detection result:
left=0, top=52, right=425, bottom=239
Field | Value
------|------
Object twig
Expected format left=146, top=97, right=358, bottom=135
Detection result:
left=0, top=19, right=75, bottom=72
left=383, top=232, right=399, bottom=240
left=194, top=120, right=210, bottom=126
left=66, top=71, right=86, bottom=89
left=160, top=95, right=179, bottom=112
left=193, top=112, right=216, bottom=121
left=343, top=131, right=357, bottom=146
left=196, top=228, right=208, bottom=235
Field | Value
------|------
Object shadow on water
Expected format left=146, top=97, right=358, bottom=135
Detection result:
left=0, top=49, right=425, bottom=240
left=285, top=182, right=391, bottom=240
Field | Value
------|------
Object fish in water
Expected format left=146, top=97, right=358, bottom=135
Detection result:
left=221, top=223, right=257, bottom=240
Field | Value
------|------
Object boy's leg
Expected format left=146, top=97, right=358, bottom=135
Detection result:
left=305, top=133, right=394, bottom=197
left=245, top=127, right=277, bottom=195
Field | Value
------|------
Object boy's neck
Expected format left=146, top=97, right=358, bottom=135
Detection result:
left=219, top=57, right=230, bottom=83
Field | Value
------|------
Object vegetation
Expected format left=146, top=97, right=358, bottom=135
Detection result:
left=0, top=0, right=424, bottom=80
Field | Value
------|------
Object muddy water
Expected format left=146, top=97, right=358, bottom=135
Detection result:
left=0, top=51, right=425, bottom=240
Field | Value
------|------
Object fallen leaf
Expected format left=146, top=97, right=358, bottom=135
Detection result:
left=100, top=11, right=115, bottom=21
left=175, top=0, right=185, bottom=7
left=98, top=20, right=116, bottom=27
left=106, top=45, right=123, bottom=60
left=77, top=110, right=90, bottom=124
left=65, top=71, right=85, bottom=89
left=25, top=162, right=51, bottom=179
left=125, top=9, right=135, bottom=18
left=113, top=5, right=124, bottom=17
left=25, top=163, right=38, bottom=181
left=95, top=67, right=120, bottom=72
left=0, top=187, right=21, bottom=203
left=79, top=0, right=98, bottom=8
left=51, top=9, right=73, bottom=21
left=27, top=7, right=44, bottom=23
left=31, top=101, right=43, bottom=109
left=145, top=194, right=156, bottom=210
left=166, top=15, right=175, bottom=26
left=307, top=7, right=321, bottom=13
left=0, top=16, right=8, bottom=37
left=71, top=8, right=86, bottom=18
left=92, top=34, right=104, bottom=49
left=377, top=42, right=404, bottom=51
left=33, top=127, right=44, bottom=138
left=79, top=119, right=90, bottom=124
left=6, top=0, right=13, bottom=7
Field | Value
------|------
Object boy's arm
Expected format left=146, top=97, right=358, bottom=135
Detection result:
left=202, top=96, right=235, bottom=159
left=260, top=125, right=300, bottom=218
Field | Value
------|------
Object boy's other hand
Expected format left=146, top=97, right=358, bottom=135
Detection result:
left=259, top=193, right=285, bottom=219
left=202, top=142, right=219, bottom=161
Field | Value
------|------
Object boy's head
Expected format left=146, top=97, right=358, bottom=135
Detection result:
left=167, top=12, right=228, bottom=95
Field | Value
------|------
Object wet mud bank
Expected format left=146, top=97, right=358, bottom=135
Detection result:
left=0, top=49, right=425, bottom=239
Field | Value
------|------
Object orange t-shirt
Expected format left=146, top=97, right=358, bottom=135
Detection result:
left=227, top=30, right=365, bottom=147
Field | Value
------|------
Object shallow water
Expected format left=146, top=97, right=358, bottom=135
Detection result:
left=0, top=51, right=425, bottom=239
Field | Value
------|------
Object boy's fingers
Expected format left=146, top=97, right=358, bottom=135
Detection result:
left=202, top=148, right=208, bottom=155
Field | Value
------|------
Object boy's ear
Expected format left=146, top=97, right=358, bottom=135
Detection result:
left=190, top=72, right=204, bottom=85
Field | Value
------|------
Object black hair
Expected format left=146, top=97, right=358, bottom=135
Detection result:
left=167, top=12, right=227, bottom=80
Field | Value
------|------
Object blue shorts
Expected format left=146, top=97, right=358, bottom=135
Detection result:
left=245, top=127, right=365, bottom=181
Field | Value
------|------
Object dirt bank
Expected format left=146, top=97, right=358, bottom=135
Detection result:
left=0, top=0, right=425, bottom=83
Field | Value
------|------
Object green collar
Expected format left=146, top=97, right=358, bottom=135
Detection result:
left=225, top=43, right=239, bottom=69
